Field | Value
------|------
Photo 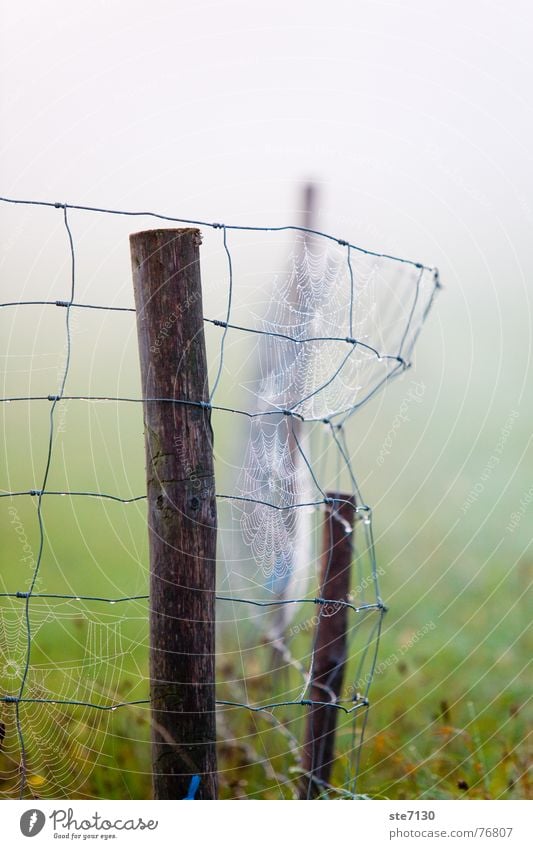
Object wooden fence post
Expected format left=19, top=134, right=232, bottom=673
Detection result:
left=299, top=493, right=356, bottom=798
left=130, top=228, right=218, bottom=800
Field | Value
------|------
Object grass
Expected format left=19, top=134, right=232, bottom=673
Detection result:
left=0, top=495, right=529, bottom=799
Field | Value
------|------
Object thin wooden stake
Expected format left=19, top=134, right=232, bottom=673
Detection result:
left=299, top=493, right=356, bottom=798
left=130, top=228, right=217, bottom=800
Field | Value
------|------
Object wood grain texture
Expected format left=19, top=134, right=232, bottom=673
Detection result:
left=300, top=493, right=356, bottom=798
left=130, top=228, right=217, bottom=800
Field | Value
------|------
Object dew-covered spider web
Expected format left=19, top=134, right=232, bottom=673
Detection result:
left=246, top=239, right=405, bottom=420
left=0, top=193, right=439, bottom=799
left=0, top=603, right=130, bottom=796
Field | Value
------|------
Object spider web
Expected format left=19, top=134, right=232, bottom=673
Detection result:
left=243, top=238, right=429, bottom=422
left=240, top=420, right=302, bottom=582
left=0, top=601, right=130, bottom=798
left=234, top=238, right=433, bottom=591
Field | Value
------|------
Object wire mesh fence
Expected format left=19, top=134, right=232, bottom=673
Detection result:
left=0, top=194, right=440, bottom=799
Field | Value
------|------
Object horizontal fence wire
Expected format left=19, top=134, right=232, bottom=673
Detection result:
left=0, top=195, right=436, bottom=269
left=0, top=194, right=440, bottom=800
left=0, top=591, right=384, bottom=615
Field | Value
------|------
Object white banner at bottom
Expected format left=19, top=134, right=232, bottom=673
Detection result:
left=1, top=799, right=529, bottom=848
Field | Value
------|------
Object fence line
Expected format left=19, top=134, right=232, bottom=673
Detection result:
left=0, top=194, right=440, bottom=799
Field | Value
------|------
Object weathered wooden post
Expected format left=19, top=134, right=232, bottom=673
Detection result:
left=130, top=228, right=218, bottom=799
left=299, top=493, right=356, bottom=798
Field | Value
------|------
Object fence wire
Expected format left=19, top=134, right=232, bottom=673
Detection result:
left=0, top=194, right=440, bottom=800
